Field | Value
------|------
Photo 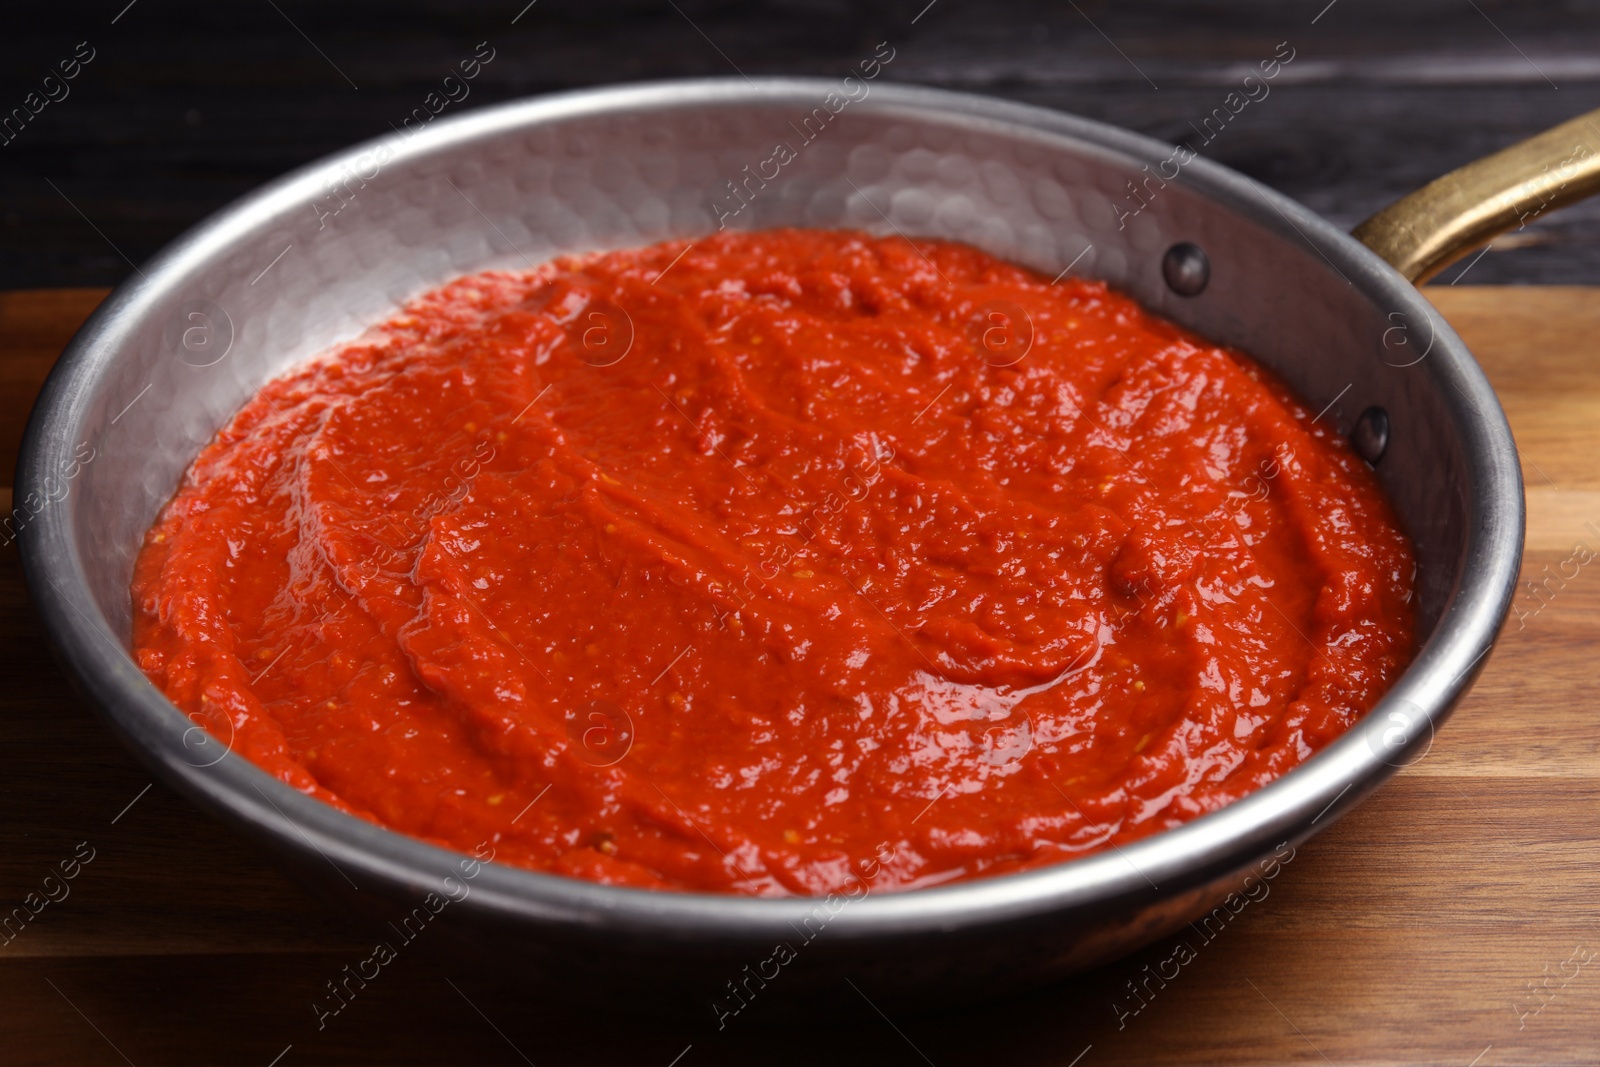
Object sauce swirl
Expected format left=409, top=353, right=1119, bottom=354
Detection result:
left=132, top=229, right=1414, bottom=895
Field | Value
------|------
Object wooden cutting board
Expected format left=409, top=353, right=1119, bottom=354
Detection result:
left=1, top=287, right=1595, bottom=1067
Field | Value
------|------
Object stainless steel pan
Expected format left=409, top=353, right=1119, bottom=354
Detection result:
left=19, top=79, right=1590, bottom=1011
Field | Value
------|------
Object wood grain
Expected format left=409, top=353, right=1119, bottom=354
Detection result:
left=0, top=286, right=1596, bottom=1065
left=5, top=0, right=1600, bottom=288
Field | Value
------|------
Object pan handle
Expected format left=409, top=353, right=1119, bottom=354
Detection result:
left=1353, top=107, right=1600, bottom=283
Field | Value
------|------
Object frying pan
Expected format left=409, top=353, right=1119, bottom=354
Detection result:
left=16, top=79, right=1596, bottom=1011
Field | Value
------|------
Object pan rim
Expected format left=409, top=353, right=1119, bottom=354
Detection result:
left=16, top=76, right=1523, bottom=943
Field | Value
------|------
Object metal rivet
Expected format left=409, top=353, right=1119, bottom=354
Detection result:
left=1161, top=242, right=1210, bottom=297
left=1351, top=406, right=1390, bottom=464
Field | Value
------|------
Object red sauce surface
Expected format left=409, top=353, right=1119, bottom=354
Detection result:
left=132, top=229, right=1414, bottom=895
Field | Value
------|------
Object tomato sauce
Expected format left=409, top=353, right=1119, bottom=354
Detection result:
left=131, top=229, right=1414, bottom=895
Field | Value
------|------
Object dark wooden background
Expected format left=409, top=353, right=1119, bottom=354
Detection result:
left=5, top=0, right=1600, bottom=288
left=5, top=2, right=1600, bottom=1065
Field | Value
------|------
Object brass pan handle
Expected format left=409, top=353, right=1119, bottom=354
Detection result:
left=1353, top=107, right=1600, bottom=283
